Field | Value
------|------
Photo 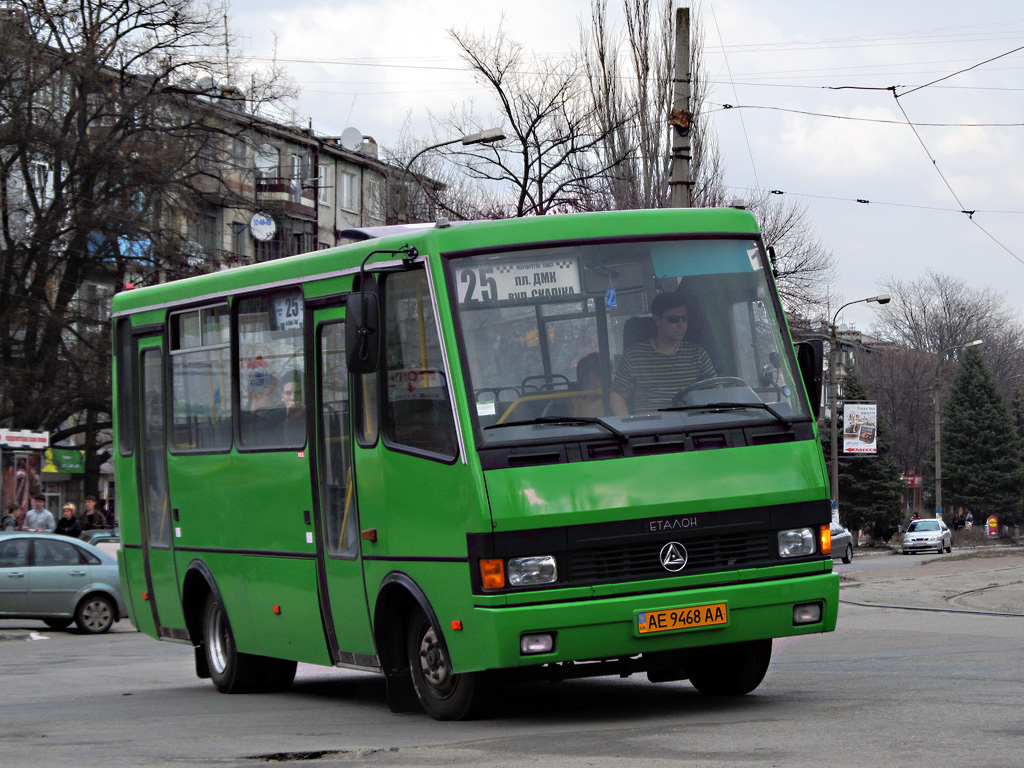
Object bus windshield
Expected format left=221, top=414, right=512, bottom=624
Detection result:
left=448, top=237, right=810, bottom=446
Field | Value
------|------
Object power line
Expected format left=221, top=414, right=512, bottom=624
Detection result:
left=707, top=102, right=1024, bottom=128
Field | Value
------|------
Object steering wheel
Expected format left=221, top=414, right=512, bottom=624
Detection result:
left=671, top=376, right=750, bottom=407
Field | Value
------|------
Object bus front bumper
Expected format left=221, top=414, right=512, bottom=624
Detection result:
left=454, top=572, right=839, bottom=673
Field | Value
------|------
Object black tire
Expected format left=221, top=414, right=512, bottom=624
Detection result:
left=842, top=544, right=853, bottom=564
left=75, top=594, right=115, bottom=634
left=202, top=594, right=260, bottom=693
left=257, top=657, right=298, bottom=693
left=687, top=639, right=772, bottom=696
left=946, top=543, right=952, bottom=553
left=406, top=606, right=486, bottom=720
left=44, top=618, right=73, bottom=630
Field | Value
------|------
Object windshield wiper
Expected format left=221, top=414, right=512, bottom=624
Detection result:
left=484, top=416, right=628, bottom=441
left=659, top=401, right=793, bottom=428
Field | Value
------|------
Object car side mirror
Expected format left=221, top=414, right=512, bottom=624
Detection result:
left=346, top=287, right=381, bottom=374
left=794, top=339, right=823, bottom=419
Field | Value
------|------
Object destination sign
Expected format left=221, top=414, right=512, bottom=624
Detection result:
left=456, top=258, right=581, bottom=306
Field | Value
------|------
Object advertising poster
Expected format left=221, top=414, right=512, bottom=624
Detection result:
left=842, top=403, right=878, bottom=455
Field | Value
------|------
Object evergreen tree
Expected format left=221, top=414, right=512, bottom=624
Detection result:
left=822, top=369, right=905, bottom=541
left=942, top=348, right=1024, bottom=525
left=1010, top=388, right=1024, bottom=521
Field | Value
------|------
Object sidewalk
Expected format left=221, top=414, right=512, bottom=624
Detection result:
left=839, top=548, right=1024, bottom=616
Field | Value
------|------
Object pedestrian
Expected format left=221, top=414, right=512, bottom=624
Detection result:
left=82, top=495, right=106, bottom=530
left=1, top=502, right=20, bottom=531
left=23, top=493, right=55, bottom=532
left=55, top=503, right=82, bottom=538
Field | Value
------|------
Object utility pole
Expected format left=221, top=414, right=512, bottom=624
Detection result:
left=669, top=7, right=692, bottom=208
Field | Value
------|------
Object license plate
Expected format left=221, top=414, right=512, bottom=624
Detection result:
left=637, top=602, right=728, bottom=635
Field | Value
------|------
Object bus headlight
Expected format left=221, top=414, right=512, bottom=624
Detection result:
left=507, top=555, right=558, bottom=587
left=778, top=528, right=816, bottom=558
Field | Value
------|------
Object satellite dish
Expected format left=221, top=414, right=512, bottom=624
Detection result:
left=340, top=127, right=363, bottom=152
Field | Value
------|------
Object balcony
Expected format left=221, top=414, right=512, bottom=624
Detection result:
left=255, top=176, right=316, bottom=218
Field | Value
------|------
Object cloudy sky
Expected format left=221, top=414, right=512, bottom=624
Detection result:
left=229, top=0, right=1024, bottom=330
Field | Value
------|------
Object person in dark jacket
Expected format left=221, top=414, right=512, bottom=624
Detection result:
left=1, top=502, right=19, bottom=531
left=55, top=503, right=82, bottom=538
left=82, top=496, right=107, bottom=530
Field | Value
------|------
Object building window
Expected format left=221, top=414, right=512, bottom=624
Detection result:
left=230, top=221, right=248, bottom=260
left=318, top=164, right=333, bottom=206
left=339, top=170, right=358, bottom=212
left=367, top=178, right=382, bottom=220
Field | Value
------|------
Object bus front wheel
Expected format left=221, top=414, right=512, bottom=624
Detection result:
left=406, top=606, right=486, bottom=720
left=687, top=639, right=772, bottom=696
left=203, top=594, right=260, bottom=693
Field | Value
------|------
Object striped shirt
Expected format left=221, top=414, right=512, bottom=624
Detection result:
left=612, top=340, right=715, bottom=413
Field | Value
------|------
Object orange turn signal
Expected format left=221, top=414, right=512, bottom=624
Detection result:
left=820, top=525, right=832, bottom=556
left=479, top=559, right=505, bottom=590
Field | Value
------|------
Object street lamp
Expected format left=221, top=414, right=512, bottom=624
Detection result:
left=398, top=128, right=505, bottom=222
left=828, top=294, right=891, bottom=515
left=934, top=339, right=983, bottom=519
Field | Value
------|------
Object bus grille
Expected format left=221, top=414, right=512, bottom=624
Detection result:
left=568, top=531, right=773, bottom=584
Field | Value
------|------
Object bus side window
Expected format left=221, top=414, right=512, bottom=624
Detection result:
left=237, top=291, right=306, bottom=449
left=169, top=304, right=231, bottom=452
left=382, top=269, right=457, bottom=459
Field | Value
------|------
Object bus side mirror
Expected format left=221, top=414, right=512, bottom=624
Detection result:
left=794, top=339, right=823, bottom=419
left=346, top=290, right=381, bottom=373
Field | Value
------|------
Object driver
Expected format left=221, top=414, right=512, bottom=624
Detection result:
left=610, top=293, right=715, bottom=415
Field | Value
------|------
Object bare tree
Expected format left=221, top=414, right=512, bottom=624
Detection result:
left=859, top=270, right=1024, bottom=478
left=0, top=0, right=290, bottom=490
left=581, top=0, right=725, bottom=210
left=438, top=20, right=625, bottom=216
left=749, top=192, right=838, bottom=319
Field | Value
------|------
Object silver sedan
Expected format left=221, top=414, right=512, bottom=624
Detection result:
left=830, top=522, right=854, bottom=564
left=902, top=518, right=952, bottom=555
left=0, top=532, right=127, bottom=633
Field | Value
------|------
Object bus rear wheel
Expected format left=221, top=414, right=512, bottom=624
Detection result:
left=406, top=606, right=486, bottom=720
left=203, top=594, right=260, bottom=694
left=687, top=639, right=772, bottom=696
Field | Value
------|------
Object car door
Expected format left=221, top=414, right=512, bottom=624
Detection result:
left=0, top=538, right=31, bottom=614
left=28, top=538, right=92, bottom=615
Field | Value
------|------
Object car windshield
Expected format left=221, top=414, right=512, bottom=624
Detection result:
left=908, top=520, right=940, bottom=532
left=448, top=237, right=810, bottom=446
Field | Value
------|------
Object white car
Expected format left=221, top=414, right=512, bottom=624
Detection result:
left=902, top=518, right=952, bottom=555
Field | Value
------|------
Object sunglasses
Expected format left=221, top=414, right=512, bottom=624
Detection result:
left=660, top=314, right=688, bottom=324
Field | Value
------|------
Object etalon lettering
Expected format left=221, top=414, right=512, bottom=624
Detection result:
left=648, top=517, right=698, bottom=532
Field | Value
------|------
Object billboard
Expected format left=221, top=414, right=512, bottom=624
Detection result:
left=842, top=403, right=877, bottom=455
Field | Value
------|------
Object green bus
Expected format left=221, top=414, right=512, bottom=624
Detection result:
left=113, top=207, right=838, bottom=720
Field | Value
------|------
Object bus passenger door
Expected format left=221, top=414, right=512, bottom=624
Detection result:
left=310, top=308, right=376, bottom=665
left=135, top=337, right=185, bottom=633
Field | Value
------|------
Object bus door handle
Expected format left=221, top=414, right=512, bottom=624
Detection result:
left=6, top=572, right=25, bottom=578
left=303, top=510, right=311, bottom=525
left=173, top=508, right=179, bottom=521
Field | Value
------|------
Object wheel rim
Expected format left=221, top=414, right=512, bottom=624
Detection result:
left=81, top=599, right=112, bottom=632
left=206, top=603, right=229, bottom=675
left=415, top=622, right=455, bottom=698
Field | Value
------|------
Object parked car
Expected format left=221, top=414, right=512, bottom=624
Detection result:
left=902, top=518, right=952, bottom=555
left=830, top=522, right=854, bottom=564
left=0, top=532, right=127, bottom=633
left=79, top=529, right=119, bottom=546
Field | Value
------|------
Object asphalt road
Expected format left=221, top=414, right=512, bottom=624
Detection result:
left=2, top=547, right=1022, bottom=768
